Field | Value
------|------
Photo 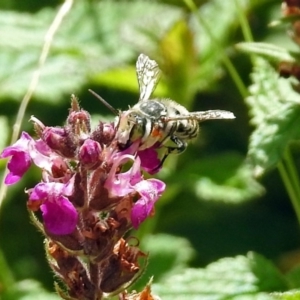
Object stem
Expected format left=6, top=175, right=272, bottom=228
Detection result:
left=233, top=0, right=253, bottom=43
left=183, top=0, right=248, bottom=98
left=283, top=148, right=300, bottom=222
left=235, top=0, right=300, bottom=224
left=285, top=149, right=300, bottom=199
left=183, top=0, right=300, bottom=224
left=278, top=160, right=300, bottom=224
left=0, top=0, right=74, bottom=210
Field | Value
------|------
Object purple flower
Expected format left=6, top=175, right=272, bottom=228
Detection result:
left=41, top=126, right=77, bottom=158
left=31, top=139, right=62, bottom=173
left=0, top=132, right=33, bottom=185
left=105, top=155, right=166, bottom=228
left=0, top=131, right=68, bottom=185
left=79, top=139, right=102, bottom=166
left=116, top=141, right=163, bottom=174
left=105, top=154, right=143, bottom=197
left=28, top=178, right=78, bottom=235
left=137, top=143, right=162, bottom=174
left=131, top=178, right=165, bottom=229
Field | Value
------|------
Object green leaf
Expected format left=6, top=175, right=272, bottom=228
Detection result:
left=137, top=234, right=195, bottom=288
left=246, top=57, right=300, bottom=176
left=285, top=265, right=300, bottom=289
left=189, top=0, right=253, bottom=92
left=2, top=279, right=60, bottom=300
left=272, top=291, right=300, bottom=300
left=172, top=152, right=264, bottom=203
left=0, top=1, right=183, bottom=103
left=152, top=252, right=288, bottom=300
left=236, top=42, right=298, bottom=63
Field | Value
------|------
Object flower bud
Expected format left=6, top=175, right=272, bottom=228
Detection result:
left=78, top=139, right=102, bottom=168
left=90, top=122, right=115, bottom=145
left=67, top=95, right=91, bottom=138
left=42, top=126, right=77, bottom=158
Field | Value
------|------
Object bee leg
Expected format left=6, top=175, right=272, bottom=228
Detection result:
left=167, top=135, right=187, bottom=154
left=155, top=152, right=169, bottom=170
left=152, top=137, right=187, bottom=172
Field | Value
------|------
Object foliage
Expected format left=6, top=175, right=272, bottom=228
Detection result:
left=2, top=0, right=300, bottom=299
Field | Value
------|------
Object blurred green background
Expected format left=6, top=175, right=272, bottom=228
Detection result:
left=1, top=0, right=300, bottom=299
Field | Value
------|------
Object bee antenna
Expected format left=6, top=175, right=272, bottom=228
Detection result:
left=88, top=89, right=118, bottom=115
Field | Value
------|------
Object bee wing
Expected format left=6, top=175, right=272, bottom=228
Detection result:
left=136, top=54, right=161, bottom=102
left=164, top=110, right=235, bottom=122
left=189, top=110, right=235, bottom=121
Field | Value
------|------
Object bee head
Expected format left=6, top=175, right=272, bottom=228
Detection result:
left=115, top=110, right=146, bottom=148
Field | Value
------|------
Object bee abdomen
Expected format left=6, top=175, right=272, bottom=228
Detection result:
left=175, top=120, right=199, bottom=140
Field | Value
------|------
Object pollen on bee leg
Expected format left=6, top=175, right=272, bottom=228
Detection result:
left=150, top=126, right=163, bottom=138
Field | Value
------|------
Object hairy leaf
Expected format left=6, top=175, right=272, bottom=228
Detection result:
left=152, top=252, right=287, bottom=300
left=0, top=1, right=183, bottom=103
left=237, top=43, right=298, bottom=63
left=135, top=234, right=195, bottom=290
left=246, top=57, right=300, bottom=176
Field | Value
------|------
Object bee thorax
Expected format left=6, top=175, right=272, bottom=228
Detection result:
left=136, top=100, right=167, bottom=119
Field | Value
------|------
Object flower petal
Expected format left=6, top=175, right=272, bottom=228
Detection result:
left=0, top=132, right=32, bottom=159
left=138, top=144, right=162, bottom=174
left=29, top=182, right=65, bottom=201
left=30, top=139, right=55, bottom=172
left=79, top=139, right=102, bottom=166
left=40, top=196, right=78, bottom=235
left=105, top=154, right=137, bottom=197
left=28, top=181, right=77, bottom=234
left=0, top=132, right=33, bottom=185
left=131, top=179, right=166, bottom=229
left=5, top=152, right=31, bottom=185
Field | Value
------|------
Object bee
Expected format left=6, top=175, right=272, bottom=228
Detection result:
left=89, top=54, right=235, bottom=169
left=114, top=54, right=235, bottom=161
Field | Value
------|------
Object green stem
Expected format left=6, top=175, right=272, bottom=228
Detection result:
left=184, top=0, right=300, bottom=224
left=278, top=160, right=300, bottom=224
left=0, top=0, right=74, bottom=211
left=283, top=148, right=300, bottom=216
left=235, top=0, right=300, bottom=223
left=183, top=0, right=248, bottom=98
left=233, top=0, right=253, bottom=43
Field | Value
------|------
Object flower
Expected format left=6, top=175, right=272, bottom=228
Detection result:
left=41, top=126, right=77, bottom=158
left=78, top=138, right=102, bottom=167
left=28, top=179, right=78, bottom=235
left=0, top=132, right=33, bottom=185
left=0, top=94, right=168, bottom=298
left=131, top=178, right=165, bottom=229
left=105, top=155, right=165, bottom=228
left=137, top=143, right=162, bottom=174
left=105, top=155, right=143, bottom=197
left=31, top=139, right=65, bottom=173
left=0, top=131, right=69, bottom=185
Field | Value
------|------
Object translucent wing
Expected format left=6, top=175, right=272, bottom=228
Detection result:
left=164, top=110, right=235, bottom=122
left=136, top=53, right=161, bottom=102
